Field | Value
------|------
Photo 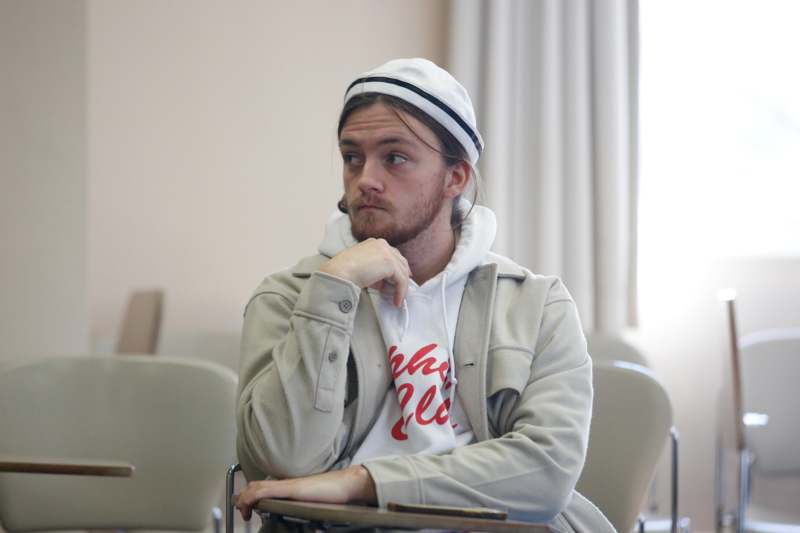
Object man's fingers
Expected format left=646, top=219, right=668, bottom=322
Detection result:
left=392, top=265, right=409, bottom=307
left=386, top=247, right=410, bottom=307
left=234, top=492, right=253, bottom=521
left=235, top=481, right=286, bottom=521
left=390, top=247, right=411, bottom=277
left=375, top=259, right=408, bottom=308
left=368, top=279, right=386, bottom=292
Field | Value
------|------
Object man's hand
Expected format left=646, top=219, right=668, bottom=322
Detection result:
left=235, top=465, right=378, bottom=521
left=319, top=238, right=410, bottom=307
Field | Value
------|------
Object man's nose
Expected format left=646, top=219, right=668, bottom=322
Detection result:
left=355, top=157, right=385, bottom=193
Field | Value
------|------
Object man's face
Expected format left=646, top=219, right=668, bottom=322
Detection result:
left=338, top=103, right=450, bottom=247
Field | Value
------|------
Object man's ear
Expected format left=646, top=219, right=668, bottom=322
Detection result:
left=444, top=161, right=471, bottom=199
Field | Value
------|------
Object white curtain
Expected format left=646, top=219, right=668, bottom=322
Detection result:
left=448, top=0, right=639, bottom=332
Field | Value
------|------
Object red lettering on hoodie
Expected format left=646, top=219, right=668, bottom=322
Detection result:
left=391, top=413, right=413, bottom=441
left=388, top=344, right=453, bottom=441
left=389, top=344, right=449, bottom=383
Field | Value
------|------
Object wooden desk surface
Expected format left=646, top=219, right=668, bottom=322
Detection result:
left=255, top=499, right=552, bottom=532
left=0, top=455, right=134, bottom=477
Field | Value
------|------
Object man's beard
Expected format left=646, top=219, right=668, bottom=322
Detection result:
left=348, top=185, right=445, bottom=247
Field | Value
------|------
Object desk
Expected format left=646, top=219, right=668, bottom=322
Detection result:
left=255, top=499, right=551, bottom=532
left=0, top=455, right=134, bottom=477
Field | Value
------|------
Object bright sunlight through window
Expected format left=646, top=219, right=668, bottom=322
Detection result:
left=639, top=0, right=800, bottom=261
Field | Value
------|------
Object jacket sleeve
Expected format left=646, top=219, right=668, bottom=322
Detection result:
left=236, top=271, right=361, bottom=479
left=360, top=279, right=592, bottom=523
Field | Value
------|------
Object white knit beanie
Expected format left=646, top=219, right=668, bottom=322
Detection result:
left=343, top=58, right=484, bottom=165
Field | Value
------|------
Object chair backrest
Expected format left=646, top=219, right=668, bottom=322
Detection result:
left=739, top=328, right=800, bottom=474
left=117, top=289, right=164, bottom=354
left=585, top=332, right=650, bottom=367
left=0, top=355, right=237, bottom=532
left=576, top=361, right=672, bottom=533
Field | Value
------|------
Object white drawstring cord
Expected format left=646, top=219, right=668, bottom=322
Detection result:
left=396, top=272, right=456, bottom=421
left=399, top=299, right=410, bottom=343
left=440, top=272, right=457, bottom=413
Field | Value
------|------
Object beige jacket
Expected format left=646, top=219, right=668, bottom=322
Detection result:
left=236, top=252, right=615, bottom=532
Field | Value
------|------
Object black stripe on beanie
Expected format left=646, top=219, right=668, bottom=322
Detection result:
left=347, top=76, right=482, bottom=156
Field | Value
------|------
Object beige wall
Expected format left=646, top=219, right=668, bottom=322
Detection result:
left=0, top=0, right=88, bottom=366
left=88, top=0, right=448, bottom=368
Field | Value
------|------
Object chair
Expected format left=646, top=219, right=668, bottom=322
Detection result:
left=716, top=293, right=800, bottom=533
left=584, top=333, right=684, bottom=532
left=586, top=332, right=650, bottom=367
left=576, top=360, right=673, bottom=533
left=739, top=329, right=800, bottom=477
left=117, top=289, right=164, bottom=354
left=0, top=354, right=237, bottom=532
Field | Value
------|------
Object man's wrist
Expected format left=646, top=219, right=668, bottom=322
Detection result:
left=319, top=259, right=350, bottom=283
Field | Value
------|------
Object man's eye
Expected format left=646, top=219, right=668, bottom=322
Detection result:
left=386, top=153, right=408, bottom=165
left=342, top=153, right=362, bottom=165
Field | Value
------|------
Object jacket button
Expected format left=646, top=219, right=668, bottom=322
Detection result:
left=328, top=352, right=338, bottom=362
left=338, top=299, right=353, bottom=313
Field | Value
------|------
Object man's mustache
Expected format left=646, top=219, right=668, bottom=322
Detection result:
left=338, top=195, right=392, bottom=213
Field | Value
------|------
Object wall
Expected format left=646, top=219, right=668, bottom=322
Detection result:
left=87, top=0, right=448, bottom=369
left=0, top=0, right=89, bottom=367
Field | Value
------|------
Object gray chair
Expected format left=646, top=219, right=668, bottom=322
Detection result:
left=585, top=333, right=684, bottom=532
left=577, top=360, right=674, bottom=533
left=0, top=354, right=237, bottom=532
left=586, top=332, right=650, bottom=367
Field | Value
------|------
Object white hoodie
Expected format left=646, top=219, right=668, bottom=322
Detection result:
left=317, top=200, right=497, bottom=463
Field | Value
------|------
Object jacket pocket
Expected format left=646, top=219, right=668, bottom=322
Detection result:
left=487, top=346, right=534, bottom=397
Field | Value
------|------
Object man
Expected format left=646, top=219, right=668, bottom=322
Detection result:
left=235, top=58, right=615, bottom=532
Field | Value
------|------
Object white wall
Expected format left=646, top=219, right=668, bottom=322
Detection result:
left=88, top=0, right=448, bottom=369
left=0, top=0, right=89, bottom=366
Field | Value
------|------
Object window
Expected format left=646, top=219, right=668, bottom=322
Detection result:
left=639, top=0, right=800, bottom=261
